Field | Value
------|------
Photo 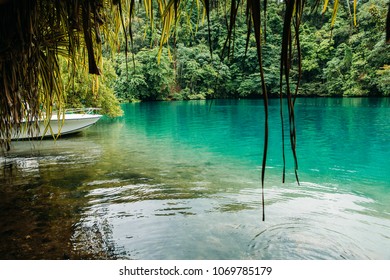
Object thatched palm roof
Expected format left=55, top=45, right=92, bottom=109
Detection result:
left=0, top=0, right=105, bottom=148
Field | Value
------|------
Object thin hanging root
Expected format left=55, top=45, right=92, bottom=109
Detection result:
left=248, top=0, right=268, bottom=221
left=386, top=2, right=390, bottom=43
left=280, top=0, right=301, bottom=187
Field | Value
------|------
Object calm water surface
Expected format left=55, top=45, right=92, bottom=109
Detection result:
left=1, top=98, right=389, bottom=259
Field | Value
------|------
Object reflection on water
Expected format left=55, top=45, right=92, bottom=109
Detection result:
left=249, top=182, right=387, bottom=259
left=0, top=138, right=103, bottom=259
left=1, top=98, right=390, bottom=259
left=69, top=180, right=390, bottom=259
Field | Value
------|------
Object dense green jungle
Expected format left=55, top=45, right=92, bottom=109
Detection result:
left=63, top=0, right=389, bottom=118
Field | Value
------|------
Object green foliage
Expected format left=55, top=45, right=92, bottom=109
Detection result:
left=374, top=65, right=390, bottom=95
left=176, top=43, right=231, bottom=98
left=114, top=48, right=174, bottom=101
left=110, top=0, right=389, bottom=101
left=299, top=0, right=389, bottom=97
left=61, top=58, right=123, bottom=118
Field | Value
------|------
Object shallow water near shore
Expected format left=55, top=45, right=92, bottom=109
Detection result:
left=1, top=98, right=389, bottom=259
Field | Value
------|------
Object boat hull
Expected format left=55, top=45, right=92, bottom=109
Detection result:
left=12, top=113, right=102, bottom=140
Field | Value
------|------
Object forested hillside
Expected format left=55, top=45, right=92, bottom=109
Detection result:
left=65, top=0, right=389, bottom=107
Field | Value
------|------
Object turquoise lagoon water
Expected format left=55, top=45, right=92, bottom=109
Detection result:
left=1, top=98, right=389, bottom=259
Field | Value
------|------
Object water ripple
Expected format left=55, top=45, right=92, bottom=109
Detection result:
left=248, top=222, right=370, bottom=260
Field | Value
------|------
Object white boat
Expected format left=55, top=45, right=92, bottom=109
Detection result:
left=12, top=108, right=103, bottom=140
